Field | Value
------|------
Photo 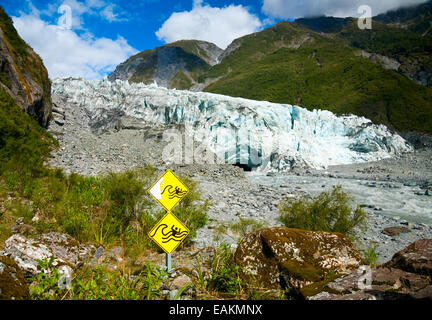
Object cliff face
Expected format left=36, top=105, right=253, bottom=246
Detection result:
left=108, top=40, right=223, bottom=90
left=0, top=6, right=52, bottom=128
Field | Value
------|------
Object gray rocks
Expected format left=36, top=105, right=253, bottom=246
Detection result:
left=0, top=233, right=95, bottom=278
left=234, top=227, right=363, bottom=292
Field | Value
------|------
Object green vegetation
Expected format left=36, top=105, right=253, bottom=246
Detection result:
left=278, top=186, right=368, bottom=238
left=206, top=243, right=245, bottom=295
left=170, top=70, right=193, bottom=90
left=191, top=242, right=283, bottom=300
left=213, top=217, right=266, bottom=243
left=362, top=242, right=380, bottom=267
left=203, top=24, right=432, bottom=133
left=30, top=258, right=168, bottom=300
left=340, top=21, right=432, bottom=74
left=0, top=89, right=56, bottom=188
left=230, top=217, right=266, bottom=238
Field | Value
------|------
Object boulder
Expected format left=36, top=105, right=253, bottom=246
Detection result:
left=309, top=239, right=432, bottom=300
left=0, top=233, right=95, bottom=278
left=234, top=227, right=363, bottom=293
left=382, top=226, right=411, bottom=237
left=385, top=239, right=432, bottom=277
left=0, top=255, right=29, bottom=300
left=309, top=267, right=432, bottom=300
left=171, top=274, right=192, bottom=290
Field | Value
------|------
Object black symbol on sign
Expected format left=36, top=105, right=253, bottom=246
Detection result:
left=150, top=224, right=188, bottom=243
left=161, top=185, right=188, bottom=199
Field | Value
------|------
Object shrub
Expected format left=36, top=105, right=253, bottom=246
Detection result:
left=362, top=242, right=380, bottom=267
left=101, top=170, right=146, bottom=225
left=0, top=89, right=55, bottom=183
left=278, top=186, right=368, bottom=238
left=207, top=243, right=245, bottom=295
left=171, top=176, right=210, bottom=245
left=230, top=217, right=266, bottom=238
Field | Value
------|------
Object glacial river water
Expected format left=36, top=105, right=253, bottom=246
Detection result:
left=247, top=173, right=432, bottom=226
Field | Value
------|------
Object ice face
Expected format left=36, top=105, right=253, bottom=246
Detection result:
left=52, top=77, right=413, bottom=171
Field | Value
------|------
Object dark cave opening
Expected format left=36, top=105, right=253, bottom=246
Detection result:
left=233, top=163, right=254, bottom=172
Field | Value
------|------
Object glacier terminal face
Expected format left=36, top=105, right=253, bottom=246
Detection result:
left=52, top=77, right=413, bottom=171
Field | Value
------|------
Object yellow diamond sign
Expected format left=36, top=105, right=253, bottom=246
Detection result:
left=148, top=212, right=190, bottom=254
left=148, top=170, right=189, bottom=212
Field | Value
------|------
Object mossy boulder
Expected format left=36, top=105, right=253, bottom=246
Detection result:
left=234, top=227, right=363, bottom=295
left=0, top=255, right=29, bottom=300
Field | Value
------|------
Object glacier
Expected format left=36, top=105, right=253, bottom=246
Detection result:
left=52, top=77, right=413, bottom=171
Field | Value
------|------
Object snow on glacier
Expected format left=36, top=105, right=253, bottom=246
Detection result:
left=52, top=77, right=413, bottom=171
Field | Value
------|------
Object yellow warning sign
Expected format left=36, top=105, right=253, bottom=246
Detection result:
left=147, top=170, right=189, bottom=212
left=148, top=212, right=190, bottom=254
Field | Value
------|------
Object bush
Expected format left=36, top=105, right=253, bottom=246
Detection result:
left=230, top=217, right=266, bottom=238
left=207, top=243, right=245, bottom=295
left=30, top=258, right=168, bottom=300
left=362, top=242, right=380, bottom=267
left=278, top=186, right=368, bottom=238
left=0, top=89, right=56, bottom=183
left=171, top=176, right=210, bottom=244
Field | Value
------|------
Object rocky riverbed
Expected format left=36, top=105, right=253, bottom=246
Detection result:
left=47, top=93, right=432, bottom=265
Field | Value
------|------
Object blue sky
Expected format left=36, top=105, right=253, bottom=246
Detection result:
left=1, top=0, right=427, bottom=79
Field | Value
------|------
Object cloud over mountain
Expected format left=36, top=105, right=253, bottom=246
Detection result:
left=262, top=0, right=429, bottom=19
left=156, top=0, right=262, bottom=49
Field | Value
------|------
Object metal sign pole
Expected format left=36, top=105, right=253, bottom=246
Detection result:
left=166, top=253, right=172, bottom=273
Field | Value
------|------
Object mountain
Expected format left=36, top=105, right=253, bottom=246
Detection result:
left=108, top=40, right=223, bottom=90
left=110, top=2, right=432, bottom=134
left=374, top=0, right=432, bottom=34
left=0, top=6, right=52, bottom=127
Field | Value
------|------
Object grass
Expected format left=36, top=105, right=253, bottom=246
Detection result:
left=362, top=242, right=380, bottom=267
left=29, top=258, right=169, bottom=300
left=278, top=186, right=368, bottom=239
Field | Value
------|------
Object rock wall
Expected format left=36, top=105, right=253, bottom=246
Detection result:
left=0, top=6, right=52, bottom=127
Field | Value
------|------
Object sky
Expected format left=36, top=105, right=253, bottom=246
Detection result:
left=1, top=0, right=428, bottom=79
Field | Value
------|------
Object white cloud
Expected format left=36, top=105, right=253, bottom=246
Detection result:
left=262, top=0, right=429, bottom=19
left=156, top=1, right=262, bottom=49
left=12, top=13, right=137, bottom=79
left=34, top=0, right=128, bottom=28
left=101, top=4, right=128, bottom=22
